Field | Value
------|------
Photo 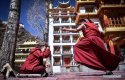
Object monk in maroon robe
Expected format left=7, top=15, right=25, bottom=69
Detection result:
left=62, top=19, right=121, bottom=74
left=20, top=43, right=51, bottom=76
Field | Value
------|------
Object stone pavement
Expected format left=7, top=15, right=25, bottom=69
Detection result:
left=6, top=71, right=125, bottom=80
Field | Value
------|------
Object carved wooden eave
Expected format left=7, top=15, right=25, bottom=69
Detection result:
left=98, top=4, right=125, bottom=13
left=74, top=0, right=96, bottom=13
left=58, top=0, right=71, bottom=8
left=75, top=13, right=98, bottom=24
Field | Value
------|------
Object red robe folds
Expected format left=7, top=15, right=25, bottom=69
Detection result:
left=74, top=22, right=120, bottom=71
left=20, top=47, right=51, bottom=74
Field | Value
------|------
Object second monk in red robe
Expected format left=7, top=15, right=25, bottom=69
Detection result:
left=62, top=19, right=121, bottom=74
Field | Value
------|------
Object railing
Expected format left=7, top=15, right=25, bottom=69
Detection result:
left=53, top=20, right=60, bottom=23
left=62, top=51, right=71, bottom=54
left=104, top=17, right=125, bottom=33
left=54, top=31, right=60, bottom=34
left=53, top=57, right=61, bottom=66
left=62, top=31, right=69, bottom=33
left=61, top=20, right=70, bottom=23
left=54, top=40, right=60, bottom=43
left=73, top=39, right=78, bottom=43
left=109, top=24, right=125, bottom=27
left=15, top=49, right=30, bottom=53
left=108, top=17, right=125, bottom=27
left=62, top=40, right=71, bottom=43
left=71, top=20, right=75, bottom=23
left=54, top=51, right=61, bottom=54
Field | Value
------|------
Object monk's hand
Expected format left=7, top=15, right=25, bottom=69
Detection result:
left=62, top=27, right=67, bottom=31
left=45, top=64, right=51, bottom=68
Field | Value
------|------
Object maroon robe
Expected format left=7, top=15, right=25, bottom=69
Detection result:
left=74, top=22, right=121, bottom=71
left=20, top=47, right=51, bottom=74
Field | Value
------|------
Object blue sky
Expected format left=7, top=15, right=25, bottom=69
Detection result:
left=0, top=0, right=75, bottom=37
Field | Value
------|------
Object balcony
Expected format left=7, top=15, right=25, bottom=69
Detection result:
left=61, top=20, right=70, bottom=23
left=54, top=46, right=60, bottom=54
left=54, top=27, right=60, bottom=34
left=72, top=35, right=79, bottom=43
left=75, top=0, right=96, bottom=13
left=104, top=17, right=125, bottom=35
left=62, top=55, right=73, bottom=66
left=61, top=16, right=70, bottom=23
left=53, top=20, right=60, bottom=23
left=53, top=17, right=60, bottom=23
left=53, top=35, right=60, bottom=43
left=15, top=49, right=30, bottom=54
left=54, top=51, right=61, bottom=54
left=105, top=25, right=125, bottom=34
left=62, top=40, right=71, bottom=43
left=75, top=5, right=98, bottom=23
left=62, top=50, right=72, bottom=54
left=62, top=46, right=71, bottom=55
left=54, top=31, right=60, bottom=34
left=53, top=56, right=61, bottom=66
left=71, top=16, right=76, bottom=23
left=61, top=26, right=69, bottom=33
left=98, top=4, right=125, bottom=13
left=15, top=53, right=28, bottom=59
left=75, top=1, right=125, bottom=24
left=54, top=40, right=60, bottom=43
left=62, top=30, right=69, bottom=33
left=62, top=35, right=71, bottom=43
left=61, top=10, right=67, bottom=15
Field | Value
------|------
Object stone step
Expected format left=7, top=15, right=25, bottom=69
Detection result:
left=118, top=62, right=125, bottom=71
left=16, top=73, right=41, bottom=78
left=7, top=71, right=125, bottom=80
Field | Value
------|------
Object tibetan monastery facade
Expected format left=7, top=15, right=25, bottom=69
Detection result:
left=48, top=0, right=125, bottom=73
left=75, top=0, right=125, bottom=70
left=48, top=1, right=79, bottom=73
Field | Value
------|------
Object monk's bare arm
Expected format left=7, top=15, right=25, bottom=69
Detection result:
left=62, top=24, right=85, bottom=32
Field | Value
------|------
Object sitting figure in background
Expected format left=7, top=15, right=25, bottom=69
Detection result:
left=20, top=42, right=51, bottom=77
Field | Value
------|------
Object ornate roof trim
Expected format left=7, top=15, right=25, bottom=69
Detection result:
left=58, top=0, right=71, bottom=8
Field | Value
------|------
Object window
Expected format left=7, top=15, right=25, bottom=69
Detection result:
left=61, top=10, right=67, bottom=15
left=53, top=57, right=61, bottom=66
left=72, top=35, right=79, bottom=43
left=53, top=35, right=60, bottom=43
left=61, top=17, right=70, bottom=23
left=62, top=46, right=71, bottom=54
left=62, top=55, right=72, bottom=66
left=53, top=17, right=60, bottom=23
left=62, top=35, right=71, bottom=43
left=84, top=5, right=96, bottom=13
left=54, top=27, right=60, bottom=34
left=61, top=26, right=69, bottom=33
left=79, top=7, right=85, bottom=13
left=53, top=46, right=60, bottom=54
